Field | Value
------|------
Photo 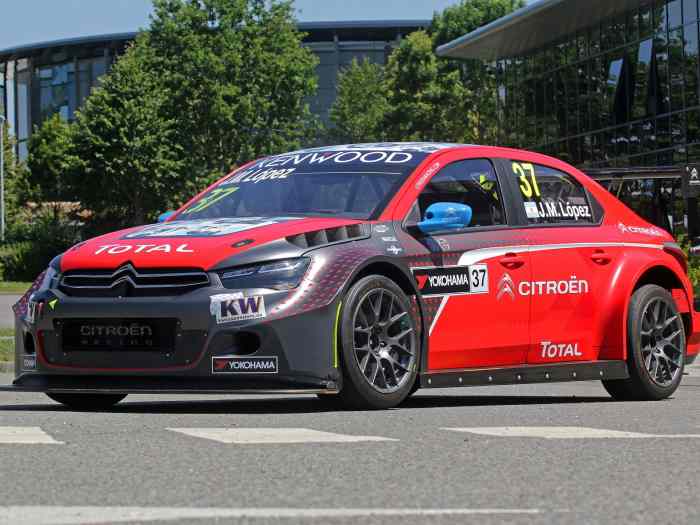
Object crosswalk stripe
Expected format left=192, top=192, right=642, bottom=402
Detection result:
left=0, top=427, right=63, bottom=444
left=443, top=427, right=700, bottom=439
left=0, top=506, right=545, bottom=524
left=167, top=427, right=398, bottom=444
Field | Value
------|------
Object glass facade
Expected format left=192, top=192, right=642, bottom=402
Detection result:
left=496, top=0, right=700, bottom=169
left=495, top=0, right=700, bottom=235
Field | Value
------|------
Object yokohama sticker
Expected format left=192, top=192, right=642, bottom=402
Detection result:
left=210, top=293, right=266, bottom=324
left=412, top=264, right=488, bottom=297
left=212, top=356, right=278, bottom=374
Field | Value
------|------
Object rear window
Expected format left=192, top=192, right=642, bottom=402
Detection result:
left=510, top=161, right=595, bottom=225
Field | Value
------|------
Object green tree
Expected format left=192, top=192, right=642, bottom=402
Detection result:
left=431, top=0, right=525, bottom=48
left=430, top=0, right=526, bottom=144
left=72, top=38, right=188, bottom=230
left=2, top=120, right=30, bottom=235
left=384, top=31, right=475, bottom=142
left=70, top=0, right=318, bottom=231
left=146, top=0, right=319, bottom=176
left=26, top=114, right=78, bottom=204
left=330, top=58, right=389, bottom=142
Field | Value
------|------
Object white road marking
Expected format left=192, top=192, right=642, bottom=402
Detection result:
left=167, top=427, right=398, bottom=444
left=0, top=506, right=544, bottom=525
left=0, top=427, right=63, bottom=444
left=444, top=427, right=700, bottom=439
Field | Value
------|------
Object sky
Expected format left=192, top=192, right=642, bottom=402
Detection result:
left=0, top=0, right=471, bottom=50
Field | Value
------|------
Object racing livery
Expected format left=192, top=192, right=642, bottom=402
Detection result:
left=4, top=143, right=699, bottom=409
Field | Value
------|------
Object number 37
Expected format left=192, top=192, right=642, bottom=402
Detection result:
left=513, top=162, right=541, bottom=198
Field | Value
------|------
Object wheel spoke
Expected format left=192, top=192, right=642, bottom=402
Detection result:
left=351, top=286, right=416, bottom=394
left=360, top=353, right=371, bottom=375
left=388, top=311, right=408, bottom=327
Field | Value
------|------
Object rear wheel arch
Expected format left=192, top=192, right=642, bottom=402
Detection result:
left=620, top=264, right=693, bottom=359
left=632, top=264, right=692, bottom=334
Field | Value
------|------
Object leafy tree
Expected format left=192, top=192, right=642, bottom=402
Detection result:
left=383, top=31, right=475, bottom=142
left=26, top=114, right=79, bottom=204
left=430, top=0, right=526, bottom=144
left=431, top=0, right=525, bottom=48
left=70, top=0, right=318, bottom=232
left=2, top=120, right=30, bottom=236
left=330, top=58, right=389, bottom=142
left=71, top=38, right=187, bottom=231
left=145, top=0, right=319, bottom=176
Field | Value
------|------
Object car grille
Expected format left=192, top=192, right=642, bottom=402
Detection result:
left=59, top=264, right=210, bottom=297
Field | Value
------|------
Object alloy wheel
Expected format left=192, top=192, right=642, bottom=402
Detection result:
left=640, top=297, right=684, bottom=387
left=352, top=288, right=416, bottom=394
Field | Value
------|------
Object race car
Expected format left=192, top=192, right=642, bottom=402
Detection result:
left=4, top=142, right=699, bottom=409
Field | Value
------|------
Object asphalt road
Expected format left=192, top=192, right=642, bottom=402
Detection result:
left=0, top=369, right=699, bottom=525
left=0, top=294, right=19, bottom=329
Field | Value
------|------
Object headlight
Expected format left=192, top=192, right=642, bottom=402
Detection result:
left=217, top=258, right=310, bottom=291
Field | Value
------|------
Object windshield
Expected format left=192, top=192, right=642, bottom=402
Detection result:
left=175, top=148, right=428, bottom=221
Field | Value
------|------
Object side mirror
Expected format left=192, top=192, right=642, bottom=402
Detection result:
left=157, top=211, right=176, bottom=223
left=417, top=202, right=472, bottom=234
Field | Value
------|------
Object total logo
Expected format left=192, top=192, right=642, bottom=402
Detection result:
left=540, top=341, right=582, bottom=359
left=497, top=273, right=590, bottom=299
left=617, top=222, right=665, bottom=237
left=95, top=244, right=194, bottom=255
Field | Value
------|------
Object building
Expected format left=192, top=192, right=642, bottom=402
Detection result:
left=0, top=20, right=428, bottom=159
left=438, top=0, right=700, bottom=238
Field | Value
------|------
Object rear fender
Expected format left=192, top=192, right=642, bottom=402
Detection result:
left=598, top=249, right=692, bottom=361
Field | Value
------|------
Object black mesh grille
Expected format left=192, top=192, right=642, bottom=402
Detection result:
left=59, top=265, right=210, bottom=297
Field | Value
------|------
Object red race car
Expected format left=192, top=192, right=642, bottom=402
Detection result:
left=7, top=143, right=699, bottom=409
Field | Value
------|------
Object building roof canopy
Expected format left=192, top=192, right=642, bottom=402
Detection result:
left=436, top=0, right=642, bottom=61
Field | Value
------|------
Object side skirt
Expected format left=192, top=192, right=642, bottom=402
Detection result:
left=419, top=360, right=629, bottom=389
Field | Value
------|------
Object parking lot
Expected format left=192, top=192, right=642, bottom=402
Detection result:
left=1, top=368, right=699, bottom=525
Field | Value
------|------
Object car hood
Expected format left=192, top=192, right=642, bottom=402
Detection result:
left=59, top=217, right=364, bottom=272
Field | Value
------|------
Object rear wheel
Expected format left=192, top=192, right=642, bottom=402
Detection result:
left=603, top=285, right=685, bottom=401
left=46, top=393, right=127, bottom=410
left=338, top=275, right=419, bottom=409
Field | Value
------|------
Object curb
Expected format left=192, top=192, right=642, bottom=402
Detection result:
left=0, top=361, right=14, bottom=373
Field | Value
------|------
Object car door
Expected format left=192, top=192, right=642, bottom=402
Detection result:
left=402, top=158, right=532, bottom=371
left=502, top=159, right=615, bottom=364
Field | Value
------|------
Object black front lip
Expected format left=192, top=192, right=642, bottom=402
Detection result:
left=3, top=373, right=339, bottom=394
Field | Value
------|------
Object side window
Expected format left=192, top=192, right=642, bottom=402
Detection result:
left=510, top=161, right=595, bottom=225
left=417, top=159, right=506, bottom=228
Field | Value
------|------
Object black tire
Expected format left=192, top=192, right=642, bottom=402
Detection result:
left=337, top=275, right=419, bottom=409
left=46, top=393, right=127, bottom=410
left=603, top=284, right=685, bottom=401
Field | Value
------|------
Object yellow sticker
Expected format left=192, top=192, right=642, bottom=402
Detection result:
left=48, top=299, right=58, bottom=310
left=182, top=186, right=239, bottom=215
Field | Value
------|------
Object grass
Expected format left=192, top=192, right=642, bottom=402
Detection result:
left=0, top=328, right=13, bottom=363
left=0, top=281, right=32, bottom=294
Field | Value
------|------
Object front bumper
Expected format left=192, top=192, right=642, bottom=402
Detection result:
left=7, top=286, right=341, bottom=394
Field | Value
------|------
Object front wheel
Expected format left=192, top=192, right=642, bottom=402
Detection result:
left=338, top=275, right=419, bottom=409
left=47, top=393, right=127, bottom=410
left=603, top=284, right=685, bottom=401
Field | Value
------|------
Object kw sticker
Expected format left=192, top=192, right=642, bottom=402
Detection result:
left=413, top=264, right=488, bottom=297
left=210, top=293, right=266, bottom=324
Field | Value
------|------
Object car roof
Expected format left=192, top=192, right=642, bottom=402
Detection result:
left=279, top=142, right=477, bottom=155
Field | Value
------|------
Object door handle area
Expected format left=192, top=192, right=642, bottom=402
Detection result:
left=499, top=253, right=525, bottom=269
left=590, top=249, right=611, bottom=264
